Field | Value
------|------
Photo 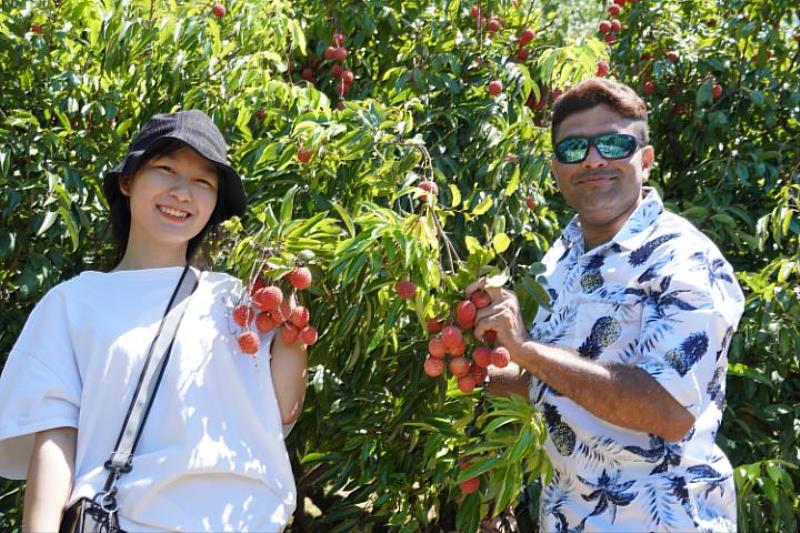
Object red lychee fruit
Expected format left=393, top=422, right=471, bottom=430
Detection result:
left=596, top=60, right=609, bottom=77
left=643, top=81, right=655, bottom=94
left=667, top=51, right=680, bottom=63
left=470, top=6, right=480, bottom=18
left=288, top=267, right=313, bottom=290
left=428, top=336, right=447, bottom=358
left=253, top=286, right=283, bottom=311
left=396, top=280, right=417, bottom=299
left=488, top=80, right=503, bottom=96
left=604, top=32, right=617, bottom=44
left=324, top=46, right=337, bottom=60
left=441, top=326, right=464, bottom=351
left=470, top=364, right=487, bottom=384
left=289, top=306, right=310, bottom=328
left=212, top=3, right=226, bottom=17
left=608, top=4, right=621, bottom=16
left=485, top=329, right=498, bottom=344
left=472, top=346, right=492, bottom=368
left=515, top=48, right=529, bottom=62
left=526, top=197, right=537, bottom=209
left=610, top=19, right=621, bottom=32
left=424, top=356, right=445, bottom=377
left=449, top=336, right=467, bottom=357
left=428, top=318, right=445, bottom=334
left=598, top=20, right=611, bottom=33
left=237, top=331, right=259, bottom=354
left=458, top=374, right=478, bottom=393
left=301, top=68, right=315, bottom=82
left=470, top=289, right=492, bottom=309
left=519, top=28, right=536, bottom=46
left=332, top=33, right=345, bottom=47
left=255, top=312, right=275, bottom=333
left=280, top=323, right=300, bottom=344
left=331, top=63, right=343, bottom=77
left=456, top=300, right=477, bottom=329
left=449, top=356, right=471, bottom=377
left=419, top=180, right=439, bottom=201
left=487, top=18, right=501, bottom=32
left=232, top=304, right=255, bottom=327
left=297, top=148, right=314, bottom=164
left=333, top=47, right=348, bottom=62
left=255, top=107, right=266, bottom=122
left=300, top=325, right=318, bottom=345
left=490, top=347, right=511, bottom=368
left=341, top=70, right=355, bottom=85
left=459, top=476, right=480, bottom=495
left=711, top=83, right=723, bottom=99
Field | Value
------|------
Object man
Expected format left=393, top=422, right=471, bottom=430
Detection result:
left=471, top=78, right=743, bottom=532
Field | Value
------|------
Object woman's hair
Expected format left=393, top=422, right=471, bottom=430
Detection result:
left=108, top=138, right=225, bottom=267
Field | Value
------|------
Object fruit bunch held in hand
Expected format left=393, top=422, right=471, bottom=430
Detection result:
left=231, top=262, right=318, bottom=355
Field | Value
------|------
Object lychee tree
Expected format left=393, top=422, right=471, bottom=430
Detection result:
left=1, top=0, right=799, bottom=531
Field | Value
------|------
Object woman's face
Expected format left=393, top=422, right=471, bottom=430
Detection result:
left=122, top=146, right=219, bottom=252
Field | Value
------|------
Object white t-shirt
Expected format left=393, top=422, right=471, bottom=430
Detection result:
left=0, top=266, right=296, bottom=532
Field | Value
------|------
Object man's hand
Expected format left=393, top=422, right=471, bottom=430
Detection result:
left=466, top=277, right=530, bottom=355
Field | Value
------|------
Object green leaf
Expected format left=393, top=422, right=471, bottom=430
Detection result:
left=472, top=196, right=493, bottom=216
left=280, top=185, right=298, bottom=223
left=492, top=233, right=511, bottom=253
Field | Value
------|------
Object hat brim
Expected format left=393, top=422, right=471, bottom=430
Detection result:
left=103, top=137, right=247, bottom=221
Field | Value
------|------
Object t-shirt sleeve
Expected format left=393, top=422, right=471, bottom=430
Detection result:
left=634, top=253, right=743, bottom=421
left=0, top=285, right=81, bottom=479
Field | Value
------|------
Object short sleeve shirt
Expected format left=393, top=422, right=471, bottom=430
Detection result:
left=529, top=188, right=743, bottom=532
left=0, top=267, right=296, bottom=532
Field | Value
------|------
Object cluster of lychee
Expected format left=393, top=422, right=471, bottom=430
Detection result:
left=411, top=286, right=511, bottom=393
left=597, top=0, right=632, bottom=46
left=232, top=266, right=318, bottom=355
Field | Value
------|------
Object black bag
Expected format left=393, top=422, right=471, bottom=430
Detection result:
left=59, top=266, right=198, bottom=533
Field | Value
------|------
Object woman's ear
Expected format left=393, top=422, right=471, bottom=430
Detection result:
left=118, top=175, right=131, bottom=197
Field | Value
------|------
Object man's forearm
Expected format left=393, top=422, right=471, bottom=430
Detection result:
left=512, top=340, right=694, bottom=441
left=23, top=427, right=77, bottom=533
left=485, top=362, right=531, bottom=398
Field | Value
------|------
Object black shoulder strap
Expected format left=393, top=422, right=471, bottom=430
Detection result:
left=104, top=265, right=199, bottom=476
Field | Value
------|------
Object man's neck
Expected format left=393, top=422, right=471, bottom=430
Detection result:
left=579, top=193, right=644, bottom=252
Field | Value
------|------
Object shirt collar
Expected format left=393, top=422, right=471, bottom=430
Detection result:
left=559, top=187, right=664, bottom=253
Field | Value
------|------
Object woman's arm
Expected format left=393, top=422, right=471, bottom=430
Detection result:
left=23, top=426, right=77, bottom=533
left=270, top=334, right=308, bottom=425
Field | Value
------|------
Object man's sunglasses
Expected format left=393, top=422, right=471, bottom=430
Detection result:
left=554, top=133, right=643, bottom=164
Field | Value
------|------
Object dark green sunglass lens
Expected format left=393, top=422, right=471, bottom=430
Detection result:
left=556, top=138, right=589, bottom=163
left=595, top=134, right=636, bottom=159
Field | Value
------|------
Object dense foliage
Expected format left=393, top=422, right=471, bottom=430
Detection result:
left=1, top=0, right=798, bottom=530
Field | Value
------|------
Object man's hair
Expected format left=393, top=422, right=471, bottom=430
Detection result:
left=551, top=78, right=649, bottom=146
left=108, top=138, right=224, bottom=267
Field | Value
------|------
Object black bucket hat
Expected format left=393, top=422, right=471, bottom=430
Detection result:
left=103, top=110, right=247, bottom=220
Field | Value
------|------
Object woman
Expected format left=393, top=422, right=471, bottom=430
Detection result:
left=0, top=110, right=307, bottom=532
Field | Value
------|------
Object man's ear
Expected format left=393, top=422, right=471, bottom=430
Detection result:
left=641, top=145, right=655, bottom=182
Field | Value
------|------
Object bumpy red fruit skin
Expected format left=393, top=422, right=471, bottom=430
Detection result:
left=610, top=19, right=621, bottom=32
left=232, top=305, right=254, bottom=327
left=459, top=476, right=480, bottom=494
left=238, top=331, right=259, bottom=354
left=608, top=4, right=621, bottom=17
left=301, top=68, right=315, bottom=82
left=470, top=289, right=492, bottom=309
left=458, top=375, right=477, bottom=393
left=471, top=364, right=487, bottom=384
left=290, top=306, right=310, bottom=328
left=396, top=280, right=417, bottom=299
left=472, top=346, right=492, bottom=368
left=515, top=48, right=529, bottom=62
left=470, top=6, right=480, bottom=18
left=331, top=64, right=343, bottom=77
left=449, top=337, right=467, bottom=357
left=519, top=28, right=535, bottom=46
left=419, top=180, right=439, bottom=201
left=456, top=300, right=477, bottom=329
left=427, top=318, right=445, bottom=334
left=249, top=276, right=266, bottom=297
left=424, top=356, right=445, bottom=377
left=300, top=325, right=318, bottom=345
left=643, top=81, right=655, bottom=94
left=711, top=83, right=723, bottom=99
left=212, top=3, right=226, bottom=17
left=604, top=32, right=617, bottom=44
left=526, top=197, right=537, bottom=210
left=487, top=18, right=501, bottom=32
left=598, top=20, right=611, bottom=33
left=596, top=60, right=609, bottom=77
left=449, top=357, right=471, bottom=377
left=280, top=323, right=300, bottom=344
left=341, top=70, right=355, bottom=85
left=484, top=329, right=497, bottom=344
left=490, top=347, right=511, bottom=368
left=441, top=325, right=463, bottom=351
left=255, top=312, right=275, bottom=333
left=253, top=286, right=283, bottom=311
left=428, top=337, right=447, bottom=358
left=324, top=46, right=337, bottom=60
left=488, top=80, right=503, bottom=96
left=288, top=267, right=312, bottom=290
left=333, top=47, right=348, bottom=62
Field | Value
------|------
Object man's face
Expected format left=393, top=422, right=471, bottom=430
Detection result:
left=550, top=104, right=654, bottom=229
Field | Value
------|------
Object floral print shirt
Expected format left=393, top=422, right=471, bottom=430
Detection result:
left=529, top=188, right=743, bottom=532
